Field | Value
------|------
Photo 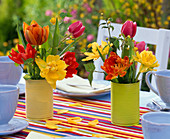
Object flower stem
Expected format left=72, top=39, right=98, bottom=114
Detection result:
left=135, top=72, right=141, bottom=82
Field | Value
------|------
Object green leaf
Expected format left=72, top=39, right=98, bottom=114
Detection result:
left=81, top=48, right=86, bottom=53
left=59, top=34, right=84, bottom=56
left=48, top=32, right=53, bottom=47
left=52, top=18, right=60, bottom=55
left=99, top=23, right=106, bottom=26
left=14, top=63, right=20, bottom=67
left=60, top=12, right=67, bottom=19
left=84, top=63, right=95, bottom=85
left=102, top=26, right=108, bottom=29
left=23, top=74, right=31, bottom=80
left=23, top=58, right=33, bottom=65
left=110, top=25, right=114, bottom=31
left=66, top=13, right=72, bottom=17
left=17, top=20, right=26, bottom=48
left=60, top=12, right=72, bottom=19
left=97, top=47, right=105, bottom=62
left=68, top=47, right=75, bottom=52
left=108, top=18, right=113, bottom=22
left=114, top=39, right=119, bottom=49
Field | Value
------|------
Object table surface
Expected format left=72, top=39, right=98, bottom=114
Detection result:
left=1, top=77, right=158, bottom=139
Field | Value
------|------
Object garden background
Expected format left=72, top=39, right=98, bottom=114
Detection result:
left=0, top=0, right=170, bottom=84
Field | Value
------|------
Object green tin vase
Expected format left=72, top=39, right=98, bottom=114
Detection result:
left=111, top=82, right=140, bottom=126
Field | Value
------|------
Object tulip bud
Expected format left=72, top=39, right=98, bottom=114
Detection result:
left=68, top=21, right=85, bottom=38
left=134, top=41, right=146, bottom=53
left=121, top=20, right=137, bottom=38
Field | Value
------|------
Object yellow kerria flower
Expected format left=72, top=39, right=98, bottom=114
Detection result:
left=50, top=17, right=56, bottom=25
left=133, top=50, right=159, bottom=73
left=35, top=55, right=67, bottom=89
left=82, top=41, right=112, bottom=61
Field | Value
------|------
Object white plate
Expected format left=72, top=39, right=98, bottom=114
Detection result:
left=0, top=118, right=29, bottom=135
left=17, top=83, right=25, bottom=95
left=55, top=80, right=110, bottom=97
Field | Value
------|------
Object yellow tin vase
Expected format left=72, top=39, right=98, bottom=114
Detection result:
left=111, top=82, right=140, bottom=126
left=25, top=79, right=53, bottom=120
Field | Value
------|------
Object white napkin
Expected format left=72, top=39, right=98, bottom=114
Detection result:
left=56, top=75, right=110, bottom=94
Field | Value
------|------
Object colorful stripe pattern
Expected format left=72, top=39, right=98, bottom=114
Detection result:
left=1, top=92, right=149, bottom=139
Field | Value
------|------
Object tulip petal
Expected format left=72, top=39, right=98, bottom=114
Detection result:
left=68, top=21, right=82, bottom=33
left=23, top=22, right=29, bottom=34
left=43, top=25, right=49, bottom=44
left=132, top=22, right=137, bottom=38
left=25, top=30, right=37, bottom=45
left=32, top=27, right=43, bottom=45
left=73, top=26, right=85, bottom=38
left=31, top=20, right=39, bottom=26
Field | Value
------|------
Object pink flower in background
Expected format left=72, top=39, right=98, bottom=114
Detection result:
left=121, top=20, right=137, bottom=38
left=116, top=18, right=122, bottom=23
left=86, top=19, right=92, bottom=24
left=83, top=3, right=92, bottom=13
left=45, top=10, right=53, bottom=16
left=64, top=17, right=71, bottom=23
left=87, top=34, right=94, bottom=42
left=61, top=9, right=67, bottom=13
left=71, top=10, right=77, bottom=18
left=134, top=41, right=146, bottom=53
left=87, top=7, right=92, bottom=13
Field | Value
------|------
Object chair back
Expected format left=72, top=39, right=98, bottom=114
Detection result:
left=94, top=20, right=170, bottom=90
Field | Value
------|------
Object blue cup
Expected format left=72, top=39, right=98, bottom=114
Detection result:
left=0, top=56, right=22, bottom=85
left=0, top=85, right=19, bottom=126
left=141, top=112, right=170, bottom=139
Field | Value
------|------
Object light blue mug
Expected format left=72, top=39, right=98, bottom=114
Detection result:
left=146, top=70, right=170, bottom=107
left=0, top=85, right=19, bottom=128
left=141, top=112, right=170, bottom=139
left=0, top=56, right=22, bottom=85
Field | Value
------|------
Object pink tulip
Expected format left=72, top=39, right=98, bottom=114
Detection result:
left=134, top=41, right=146, bottom=53
left=68, top=21, right=85, bottom=38
left=121, top=20, right=137, bottom=38
left=87, top=34, right=94, bottom=42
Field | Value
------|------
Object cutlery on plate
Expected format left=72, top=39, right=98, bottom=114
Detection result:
left=66, top=83, right=99, bottom=90
left=152, top=99, right=170, bottom=112
left=66, top=83, right=111, bottom=91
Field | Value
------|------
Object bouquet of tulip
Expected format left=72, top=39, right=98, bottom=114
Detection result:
left=82, top=20, right=159, bottom=84
left=8, top=18, right=85, bottom=89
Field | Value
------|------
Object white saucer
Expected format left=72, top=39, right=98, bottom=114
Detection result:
left=147, top=97, right=170, bottom=111
left=17, top=83, right=25, bottom=95
left=0, top=118, right=29, bottom=135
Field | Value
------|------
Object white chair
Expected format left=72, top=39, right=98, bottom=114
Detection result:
left=94, top=20, right=170, bottom=91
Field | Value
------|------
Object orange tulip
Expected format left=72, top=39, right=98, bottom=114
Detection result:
left=23, top=20, right=49, bottom=45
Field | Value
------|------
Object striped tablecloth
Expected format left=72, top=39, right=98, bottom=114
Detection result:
left=1, top=92, right=149, bottom=139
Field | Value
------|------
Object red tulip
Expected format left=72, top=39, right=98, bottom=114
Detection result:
left=68, top=21, right=85, bottom=38
left=23, top=20, right=49, bottom=45
left=121, top=20, right=137, bottom=38
left=61, top=51, right=79, bottom=78
left=8, top=44, right=36, bottom=64
left=134, top=41, right=146, bottom=53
